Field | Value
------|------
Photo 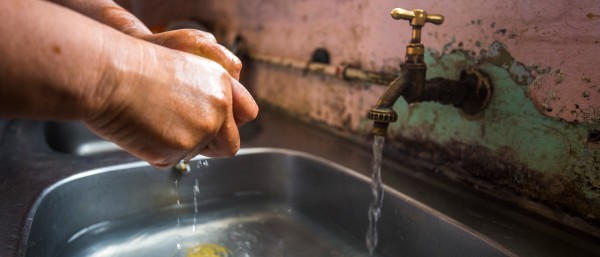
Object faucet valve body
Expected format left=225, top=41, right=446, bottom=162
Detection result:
left=368, top=7, right=493, bottom=137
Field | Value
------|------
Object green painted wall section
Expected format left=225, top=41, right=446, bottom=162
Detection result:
left=361, top=43, right=599, bottom=204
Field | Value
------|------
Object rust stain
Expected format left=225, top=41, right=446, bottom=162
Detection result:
left=586, top=13, right=600, bottom=20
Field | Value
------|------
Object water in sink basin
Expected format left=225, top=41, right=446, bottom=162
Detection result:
left=56, top=195, right=375, bottom=257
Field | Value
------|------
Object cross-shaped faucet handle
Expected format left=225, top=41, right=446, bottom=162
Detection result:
left=391, top=8, right=444, bottom=26
left=390, top=8, right=444, bottom=44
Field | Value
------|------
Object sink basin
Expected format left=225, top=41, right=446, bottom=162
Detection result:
left=22, top=148, right=511, bottom=257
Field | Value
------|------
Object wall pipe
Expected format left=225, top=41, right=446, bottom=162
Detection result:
left=249, top=53, right=397, bottom=85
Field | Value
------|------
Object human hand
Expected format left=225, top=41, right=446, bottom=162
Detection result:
left=2, top=0, right=257, bottom=168
left=85, top=46, right=258, bottom=168
left=137, top=29, right=256, bottom=126
left=51, top=1, right=241, bottom=79
left=138, top=29, right=242, bottom=80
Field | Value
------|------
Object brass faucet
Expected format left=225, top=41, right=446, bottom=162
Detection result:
left=368, top=8, right=493, bottom=136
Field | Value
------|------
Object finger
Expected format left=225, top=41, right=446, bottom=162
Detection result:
left=194, top=43, right=242, bottom=80
left=184, top=31, right=241, bottom=80
left=230, top=78, right=258, bottom=126
left=144, top=30, right=242, bottom=80
left=192, top=30, right=217, bottom=42
left=218, top=44, right=242, bottom=80
left=200, top=112, right=240, bottom=157
left=167, top=31, right=241, bottom=80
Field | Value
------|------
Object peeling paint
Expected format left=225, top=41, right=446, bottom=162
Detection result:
left=387, top=50, right=572, bottom=174
left=374, top=47, right=600, bottom=235
left=477, top=41, right=534, bottom=86
left=431, top=38, right=600, bottom=125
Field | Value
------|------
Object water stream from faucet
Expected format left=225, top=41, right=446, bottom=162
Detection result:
left=366, top=135, right=385, bottom=255
left=174, top=179, right=183, bottom=253
left=193, top=178, right=200, bottom=232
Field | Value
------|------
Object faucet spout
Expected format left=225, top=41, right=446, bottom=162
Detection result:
left=367, top=69, right=410, bottom=136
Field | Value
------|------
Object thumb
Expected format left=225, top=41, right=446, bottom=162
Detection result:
left=230, top=78, right=258, bottom=126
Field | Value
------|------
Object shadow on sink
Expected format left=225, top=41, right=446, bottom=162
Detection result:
left=43, top=121, right=262, bottom=155
left=22, top=148, right=512, bottom=257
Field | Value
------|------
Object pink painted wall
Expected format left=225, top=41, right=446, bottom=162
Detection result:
left=122, top=0, right=600, bottom=123
left=183, top=0, right=600, bottom=124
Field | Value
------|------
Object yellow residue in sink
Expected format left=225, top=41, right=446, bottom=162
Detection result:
left=186, top=243, right=230, bottom=257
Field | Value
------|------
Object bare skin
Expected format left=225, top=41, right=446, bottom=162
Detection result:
left=0, top=0, right=258, bottom=168
left=49, top=0, right=243, bottom=80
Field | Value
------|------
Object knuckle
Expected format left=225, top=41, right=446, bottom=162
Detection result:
left=203, top=32, right=217, bottom=42
left=212, top=92, right=230, bottom=113
left=200, top=121, right=221, bottom=139
left=232, top=59, right=243, bottom=73
left=195, top=110, right=225, bottom=138
left=219, top=45, right=242, bottom=69
left=188, top=29, right=216, bottom=42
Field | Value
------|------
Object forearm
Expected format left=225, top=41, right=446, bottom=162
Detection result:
left=47, top=0, right=152, bottom=37
left=48, top=0, right=244, bottom=80
left=0, top=0, right=141, bottom=119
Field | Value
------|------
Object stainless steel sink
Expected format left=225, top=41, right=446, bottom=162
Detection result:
left=22, top=148, right=511, bottom=257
